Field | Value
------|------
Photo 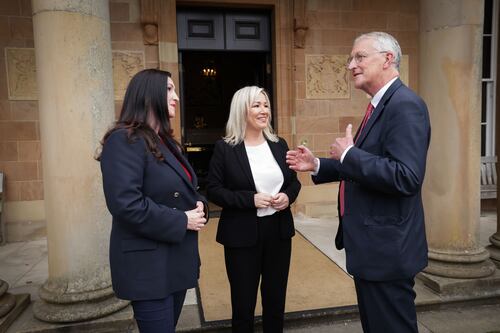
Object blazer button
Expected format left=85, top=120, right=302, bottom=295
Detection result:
left=173, top=207, right=177, bottom=210
left=196, top=186, right=200, bottom=190
left=174, top=192, right=180, bottom=198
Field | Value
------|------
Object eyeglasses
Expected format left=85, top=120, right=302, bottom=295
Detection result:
left=346, top=51, right=387, bottom=67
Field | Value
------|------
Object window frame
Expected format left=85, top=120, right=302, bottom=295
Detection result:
left=482, top=0, right=499, bottom=157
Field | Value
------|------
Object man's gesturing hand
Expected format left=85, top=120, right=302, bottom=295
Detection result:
left=286, top=145, right=317, bottom=172
left=330, top=124, right=353, bottom=160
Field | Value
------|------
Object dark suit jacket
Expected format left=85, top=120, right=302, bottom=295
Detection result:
left=313, top=79, right=430, bottom=281
left=207, top=138, right=301, bottom=247
left=100, top=129, right=206, bottom=300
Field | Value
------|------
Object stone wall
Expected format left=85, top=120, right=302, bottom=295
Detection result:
left=294, top=0, right=419, bottom=216
left=0, top=0, right=420, bottom=238
left=0, top=0, right=157, bottom=241
left=109, top=0, right=159, bottom=118
left=0, top=0, right=43, bottom=241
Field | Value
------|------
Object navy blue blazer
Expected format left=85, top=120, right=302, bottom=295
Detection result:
left=314, top=79, right=430, bottom=281
left=100, top=129, right=206, bottom=300
left=207, top=138, right=301, bottom=247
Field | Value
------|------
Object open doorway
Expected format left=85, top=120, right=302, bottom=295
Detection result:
left=180, top=51, right=271, bottom=191
left=177, top=8, right=273, bottom=196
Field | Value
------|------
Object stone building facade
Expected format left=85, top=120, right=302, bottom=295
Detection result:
left=0, top=0, right=499, bottom=326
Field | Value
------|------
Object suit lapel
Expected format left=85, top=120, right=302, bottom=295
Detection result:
left=159, top=141, right=197, bottom=190
left=267, top=140, right=287, bottom=178
left=234, top=142, right=257, bottom=190
left=356, top=79, right=402, bottom=147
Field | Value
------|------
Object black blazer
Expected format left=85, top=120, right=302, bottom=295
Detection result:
left=314, top=79, right=431, bottom=281
left=100, top=129, right=206, bottom=300
left=207, top=138, right=301, bottom=247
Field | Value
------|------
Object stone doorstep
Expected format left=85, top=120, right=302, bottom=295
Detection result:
left=177, top=304, right=361, bottom=333
left=6, top=294, right=500, bottom=333
left=0, top=294, right=30, bottom=333
left=187, top=270, right=500, bottom=332
left=7, top=283, right=500, bottom=333
left=180, top=294, right=500, bottom=333
left=6, top=304, right=136, bottom=333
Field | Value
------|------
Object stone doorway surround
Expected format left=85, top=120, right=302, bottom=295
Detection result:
left=139, top=0, right=296, bottom=147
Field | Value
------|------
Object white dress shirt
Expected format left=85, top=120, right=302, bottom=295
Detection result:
left=312, top=77, right=399, bottom=174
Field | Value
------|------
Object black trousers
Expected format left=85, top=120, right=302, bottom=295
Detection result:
left=224, top=214, right=292, bottom=333
left=354, top=276, right=418, bottom=333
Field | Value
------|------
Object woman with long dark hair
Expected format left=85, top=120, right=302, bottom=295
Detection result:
left=97, top=69, right=207, bottom=333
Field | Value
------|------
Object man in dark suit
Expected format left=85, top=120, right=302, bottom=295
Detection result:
left=286, top=32, right=430, bottom=332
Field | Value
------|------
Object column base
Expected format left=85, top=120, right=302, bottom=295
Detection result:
left=0, top=294, right=30, bottom=333
left=0, top=293, right=16, bottom=318
left=33, top=280, right=130, bottom=323
left=487, top=233, right=500, bottom=268
left=486, top=245, right=500, bottom=268
left=418, top=269, right=500, bottom=296
left=424, top=248, right=496, bottom=278
left=11, top=302, right=135, bottom=333
left=424, top=258, right=496, bottom=278
left=33, top=295, right=129, bottom=323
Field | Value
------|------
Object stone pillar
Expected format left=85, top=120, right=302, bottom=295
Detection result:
left=489, top=231, right=500, bottom=268
left=0, top=280, right=15, bottom=319
left=0, top=279, right=30, bottom=332
left=158, top=0, right=181, bottom=141
left=420, top=0, right=497, bottom=289
left=489, top=1, right=500, bottom=269
left=31, top=0, right=128, bottom=322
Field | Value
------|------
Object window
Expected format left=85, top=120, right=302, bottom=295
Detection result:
left=482, top=0, right=499, bottom=156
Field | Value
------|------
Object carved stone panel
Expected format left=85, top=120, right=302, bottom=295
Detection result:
left=5, top=48, right=38, bottom=100
left=112, top=51, right=145, bottom=100
left=306, top=54, right=349, bottom=99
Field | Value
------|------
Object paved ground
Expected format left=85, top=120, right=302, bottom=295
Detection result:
left=1, top=211, right=499, bottom=332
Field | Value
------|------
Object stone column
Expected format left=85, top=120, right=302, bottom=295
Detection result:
left=420, top=0, right=497, bottom=292
left=489, top=231, right=500, bottom=268
left=0, top=280, right=15, bottom=319
left=489, top=8, right=500, bottom=269
left=488, top=189, right=500, bottom=266
left=31, top=0, right=129, bottom=322
left=0, top=279, right=30, bottom=331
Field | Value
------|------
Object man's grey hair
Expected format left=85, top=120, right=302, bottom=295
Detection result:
left=355, top=32, right=402, bottom=70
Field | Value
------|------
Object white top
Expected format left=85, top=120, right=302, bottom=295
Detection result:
left=246, top=141, right=284, bottom=217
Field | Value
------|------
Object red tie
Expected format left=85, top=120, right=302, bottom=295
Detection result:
left=339, top=102, right=374, bottom=217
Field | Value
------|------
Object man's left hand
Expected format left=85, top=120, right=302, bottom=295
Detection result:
left=330, top=124, right=353, bottom=160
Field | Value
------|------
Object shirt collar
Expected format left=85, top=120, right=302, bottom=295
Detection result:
left=371, top=77, right=398, bottom=108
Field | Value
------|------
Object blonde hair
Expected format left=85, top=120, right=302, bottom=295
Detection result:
left=224, top=86, right=278, bottom=146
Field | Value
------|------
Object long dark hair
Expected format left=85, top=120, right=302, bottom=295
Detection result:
left=96, top=69, right=177, bottom=161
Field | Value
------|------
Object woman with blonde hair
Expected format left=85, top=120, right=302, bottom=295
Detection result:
left=207, top=86, right=301, bottom=332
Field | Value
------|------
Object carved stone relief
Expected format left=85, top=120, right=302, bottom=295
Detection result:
left=5, top=48, right=38, bottom=100
left=294, top=18, right=308, bottom=49
left=306, top=54, right=350, bottom=99
left=112, top=51, right=145, bottom=100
